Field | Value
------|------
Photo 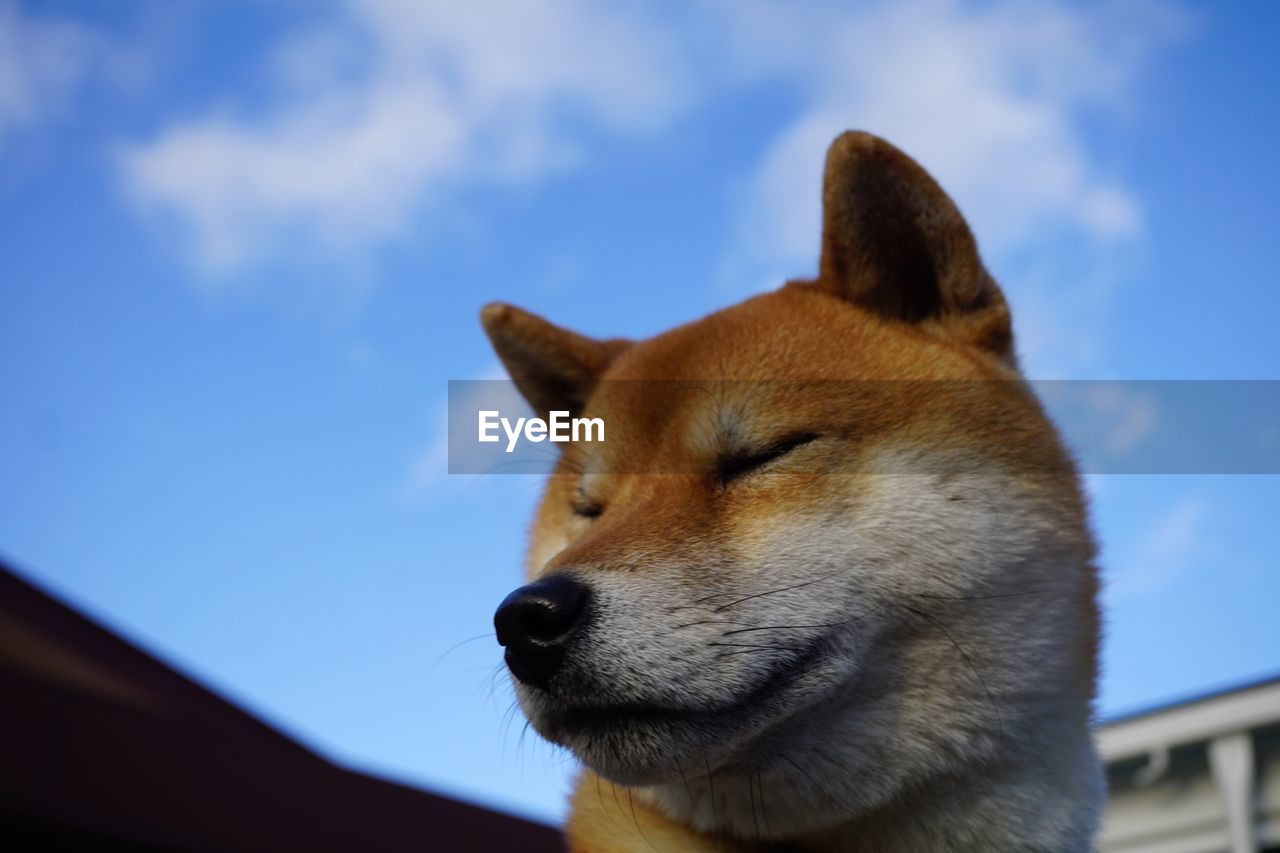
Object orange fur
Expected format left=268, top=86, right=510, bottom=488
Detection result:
left=483, top=132, right=1101, bottom=852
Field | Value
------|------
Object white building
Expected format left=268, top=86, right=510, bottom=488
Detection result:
left=1100, top=676, right=1280, bottom=853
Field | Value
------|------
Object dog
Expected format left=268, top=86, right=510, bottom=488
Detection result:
left=482, top=132, right=1103, bottom=851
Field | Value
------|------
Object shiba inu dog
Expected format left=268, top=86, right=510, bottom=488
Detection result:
left=483, top=132, right=1103, bottom=851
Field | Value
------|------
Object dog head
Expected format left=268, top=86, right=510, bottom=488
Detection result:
left=483, top=132, right=1099, bottom=839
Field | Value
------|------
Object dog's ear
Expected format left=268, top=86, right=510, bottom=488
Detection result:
left=816, top=131, right=1013, bottom=361
left=480, top=303, right=628, bottom=418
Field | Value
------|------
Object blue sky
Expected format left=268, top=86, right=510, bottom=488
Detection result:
left=2, top=0, right=1278, bottom=824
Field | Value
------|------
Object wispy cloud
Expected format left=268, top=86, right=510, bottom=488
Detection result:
left=0, top=2, right=98, bottom=152
left=115, top=0, right=1186, bottom=339
left=1106, top=497, right=1207, bottom=604
left=710, top=0, right=1186, bottom=375
left=118, top=0, right=692, bottom=273
left=407, top=362, right=514, bottom=496
left=720, top=0, right=1181, bottom=281
left=1038, top=381, right=1159, bottom=470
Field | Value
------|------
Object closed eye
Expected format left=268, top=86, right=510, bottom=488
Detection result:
left=571, top=491, right=604, bottom=519
left=716, top=432, right=820, bottom=488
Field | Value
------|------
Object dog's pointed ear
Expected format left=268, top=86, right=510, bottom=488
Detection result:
left=816, top=131, right=1014, bottom=361
left=480, top=303, right=628, bottom=418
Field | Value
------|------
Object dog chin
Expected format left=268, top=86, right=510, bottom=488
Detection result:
left=526, top=695, right=754, bottom=786
left=515, top=653, right=839, bottom=786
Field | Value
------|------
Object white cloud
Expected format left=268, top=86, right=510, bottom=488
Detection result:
left=720, top=0, right=1179, bottom=288
left=1090, top=384, right=1157, bottom=457
left=1039, top=381, right=1160, bottom=468
left=119, top=0, right=691, bottom=272
left=1107, top=497, right=1206, bottom=604
left=407, top=361, right=515, bottom=496
left=118, top=0, right=1184, bottom=304
left=0, top=2, right=97, bottom=152
left=713, top=0, right=1186, bottom=376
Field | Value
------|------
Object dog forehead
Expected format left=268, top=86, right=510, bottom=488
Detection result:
left=602, top=283, right=986, bottom=386
left=605, top=287, right=858, bottom=382
left=559, top=283, right=1033, bottom=483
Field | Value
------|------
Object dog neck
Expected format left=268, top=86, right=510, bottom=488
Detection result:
left=634, top=685, right=1103, bottom=852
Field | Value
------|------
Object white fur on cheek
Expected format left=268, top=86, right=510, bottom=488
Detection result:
left=512, top=446, right=1101, bottom=848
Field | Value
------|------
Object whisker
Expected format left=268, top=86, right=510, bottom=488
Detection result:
left=779, top=754, right=852, bottom=819
left=708, top=641, right=807, bottom=651
left=748, top=768, right=761, bottom=838
left=911, top=588, right=1047, bottom=602
left=426, top=631, right=496, bottom=678
left=712, top=571, right=843, bottom=613
left=670, top=619, right=746, bottom=631
left=499, top=698, right=522, bottom=759
left=517, top=718, right=533, bottom=756
left=704, top=756, right=720, bottom=825
left=690, top=588, right=744, bottom=606
left=714, top=647, right=803, bottom=658
left=665, top=601, right=729, bottom=614
left=627, top=787, right=659, bottom=852
left=721, top=618, right=859, bottom=636
left=480, top=661, right=512, bottom=708
left=610, top=780, right=625, bottom=822
left=756, top=769, right=771, bottom=838
left=903, top=603, right=1006, bottom=740
left=676, top=758, right=696, bottom=810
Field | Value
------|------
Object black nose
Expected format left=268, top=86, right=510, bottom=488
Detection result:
left=494, top=575, right=588, bottom=689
